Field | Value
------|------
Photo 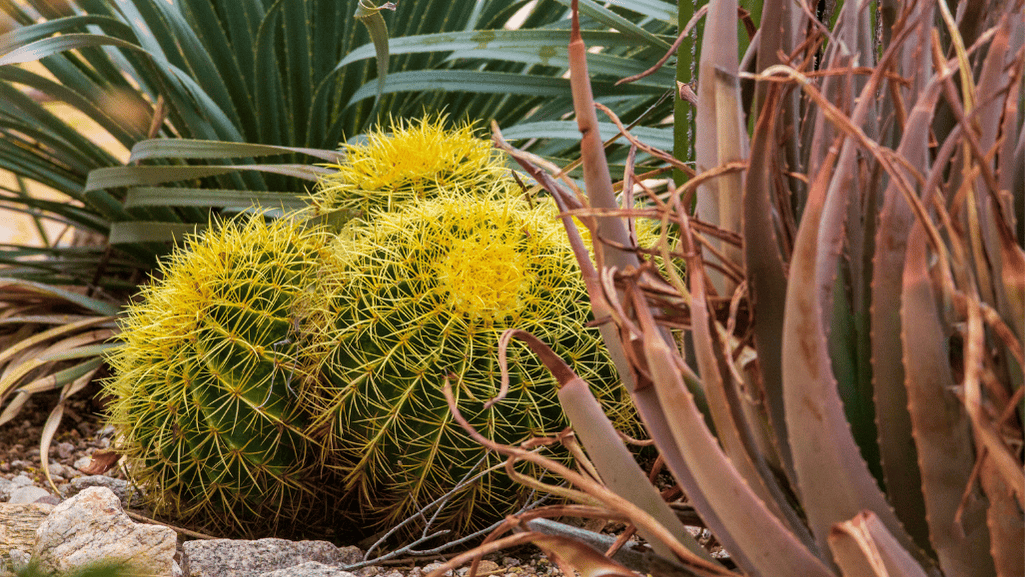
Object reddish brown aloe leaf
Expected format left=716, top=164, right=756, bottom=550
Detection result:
left=694, top=0, right=742, bottom=296
left=978, top=456, right=1025, bottom=577
left=962, top=297, right=1025, bottom=577
left=692, top=77, right=814, bottom=543
left=828, top=512, right=931, bottom=577
left=567, top=0, right=636, bottom=275
left=781, top=121, right=924, bottom=564
left=634, top=295, right=833, bottom=575
left=869, top=79, right=947, bottom=553
left=962, top=301, right=1025, bottom=509
left=491, top=329, right=715, bottom=564
left=901, top=223, right=994, bottom=576
left=743, top=79, right=795, bottom=486
left=633, top=217, right=833, bottom=577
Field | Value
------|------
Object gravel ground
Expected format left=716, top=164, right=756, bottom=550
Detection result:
left=1, top=386, right=725, bottom=577
left=0, top=386, right=569, bottom=576
left=0, top=384, right=119, bottom=489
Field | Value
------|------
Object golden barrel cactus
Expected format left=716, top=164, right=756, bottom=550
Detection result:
left=304, top=193, right=638, bottom=532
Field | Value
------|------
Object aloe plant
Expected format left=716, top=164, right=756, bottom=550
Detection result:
left=431, top=1, right=1024, bottom=576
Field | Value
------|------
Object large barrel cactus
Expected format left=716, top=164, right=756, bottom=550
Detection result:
left=103, top=216, right=340, bottom=537
left=303, top=193, right=638, bottom=532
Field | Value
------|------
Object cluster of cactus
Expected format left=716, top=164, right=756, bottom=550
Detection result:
left=103, top=117, right=639, bottom=537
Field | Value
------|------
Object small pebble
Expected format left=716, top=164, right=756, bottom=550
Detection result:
left=8, top=485, right=51, bottom=504
left=57, top=441, right=75, bottom=459
left=7, top=548, right=32, bottom=571
left=73, top=456, right=93, bottom=471
left=423, top=562, right=453, bottom=577
left=11, top=473, right=33, bottom=487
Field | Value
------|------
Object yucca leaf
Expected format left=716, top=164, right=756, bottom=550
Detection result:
left=0, top=32, right=140, bottom=66
left=551, top=0, right=670, bottom=50
left=128, top=139, right=341, bottom=163
left=0, top=14, right=133, bottom=51
left=0, top=278, right=119, bottom=316
left=500, top=121, right=672, bottom=150
left=338, top=29, right=669, bottom=69
left=124, top=187, right=307, bottom=212
left=85, top=164, right=330, bottom=192
left=107, top=221, right=201, bottom=245
left=354, top=0, right=397, bottom=112
left=346, top=70, right=663, bottom=108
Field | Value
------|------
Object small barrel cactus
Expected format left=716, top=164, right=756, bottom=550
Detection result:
left=103, top=216, right=340, bottom=537
left=303, top=193, right=638, bottom=533
left=310, top=116, right=515, bottom=217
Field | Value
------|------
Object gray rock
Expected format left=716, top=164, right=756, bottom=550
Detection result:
left=8, top=486, right=55, bottom=505
left=259, top=561, right=360, bottom=577
left=57, top=441, right=76, bottom=459
left=48, top=461, right=74, bottom=480
left=11, top=473, right=33, bottom=487
left=0, top=476, right=13, bottom=501
left=34, top=486, right=177, bottom=577
left=63, top=474, right=145, bottom=509
left=182, top=539, right=361, bottom=577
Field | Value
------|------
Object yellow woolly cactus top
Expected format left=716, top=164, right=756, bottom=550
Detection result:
left=312, top=116, right=515, bottom=217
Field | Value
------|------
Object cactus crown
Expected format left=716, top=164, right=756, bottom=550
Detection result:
left=312, top=116, right=514, bottom=217
left=103, top=216, right=339, bottom=537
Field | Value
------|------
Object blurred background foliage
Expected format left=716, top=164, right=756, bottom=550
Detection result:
left=0, top=0, right=679, bottom=274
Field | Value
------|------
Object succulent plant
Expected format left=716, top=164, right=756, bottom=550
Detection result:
left=310, top=116, right=516, bottom=218
left=103, top=216, right=340, bottom=537
left=303, top=193, right=638, bottom=532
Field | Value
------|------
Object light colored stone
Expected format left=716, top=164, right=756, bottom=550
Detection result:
left=259, top=561, right=360, bottom=577
left=182, top=539, right=361, bottom=577
left=11, top=473, right=33, bottom=487
left=7, top=548, right=32, bottom=571
left=62, top=474, right=144, bottom=509
left=0, top=477, right=13, bottom=501
left=8, top=486, right=53, bottom=504
left=422, top=562, right=453, bottom=577
left=34, top=486, right=177, bottom=577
